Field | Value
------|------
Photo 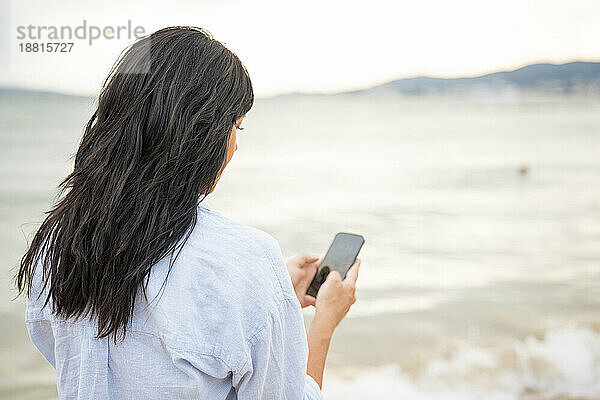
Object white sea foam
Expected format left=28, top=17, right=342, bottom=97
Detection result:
left=323, top=326, right=600, bottom=400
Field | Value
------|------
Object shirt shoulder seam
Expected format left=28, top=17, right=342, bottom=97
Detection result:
left=245, top=296, right=300, bottom=345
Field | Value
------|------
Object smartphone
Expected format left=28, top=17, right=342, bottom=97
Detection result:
left=306, top=232, right=365, bottom=298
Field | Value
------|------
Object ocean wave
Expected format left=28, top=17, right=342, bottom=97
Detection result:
left=323, top=325, right=600, bottom=400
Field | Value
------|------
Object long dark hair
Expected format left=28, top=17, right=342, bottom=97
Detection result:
left=16, top=26, right=253, bottom=340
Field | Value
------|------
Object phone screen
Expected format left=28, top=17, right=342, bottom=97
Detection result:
left=306, top=232, right=364, bottom=298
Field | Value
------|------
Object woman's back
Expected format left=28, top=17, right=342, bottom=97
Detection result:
left=18, top=26, right=356, bottom=400
left=26, top=204, right=316, bottom=399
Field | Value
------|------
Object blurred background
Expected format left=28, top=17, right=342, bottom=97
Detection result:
left=1, top=1, right=600, bottom=399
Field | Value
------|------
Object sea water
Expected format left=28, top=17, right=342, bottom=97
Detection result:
left=1, top=90, right=599, bottom=399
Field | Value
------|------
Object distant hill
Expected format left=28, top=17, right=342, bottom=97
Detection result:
left=351, top=62, right=600, bottom=96
left=0, top=86, right=90, bottom=99
left=3, top=61, right=600, bottom=99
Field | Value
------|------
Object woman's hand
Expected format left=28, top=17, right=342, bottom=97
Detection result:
left=286, top=254, right=320, bottom=308
left=312, top=259, right=360, bottom=333
left=306, top=258, right=361, bottom=388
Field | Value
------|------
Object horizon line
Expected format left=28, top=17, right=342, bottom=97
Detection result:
left=2, top=58, right=599, bottom=100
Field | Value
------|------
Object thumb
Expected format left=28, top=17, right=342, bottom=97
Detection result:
left=326, top=270, right=342, bottom=282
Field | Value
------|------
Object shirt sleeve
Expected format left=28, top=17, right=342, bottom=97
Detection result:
left=234, top=298, right=324, bottom=400
left=25, top=317, right=56, bottom=368
left=25, top=273, right=57, bottom=369
left=304, top=373, right=324, bottom=400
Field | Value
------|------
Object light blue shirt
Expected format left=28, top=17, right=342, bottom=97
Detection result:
left=25, top=203, right=323, bottom=400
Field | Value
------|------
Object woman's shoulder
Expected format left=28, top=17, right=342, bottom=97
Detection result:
left=138, top=203, right=299, bottom=367
left=183, top=203, right=295, bottom=305
left=194, top=203, right=280, bottom=256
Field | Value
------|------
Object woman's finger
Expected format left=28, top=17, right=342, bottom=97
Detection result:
left=344, top=258, right=361, bottom=285
left=292, top=253, right=319, bottom=266
left=302, top=295, right=316, bottom=308
left=326, top=270, right=342, bottom=281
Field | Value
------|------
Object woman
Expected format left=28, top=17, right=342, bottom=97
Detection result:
left=16, top=26, right=360, bottom=399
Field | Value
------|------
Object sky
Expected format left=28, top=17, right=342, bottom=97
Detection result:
left=0, top=0, right=599, bottom=97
